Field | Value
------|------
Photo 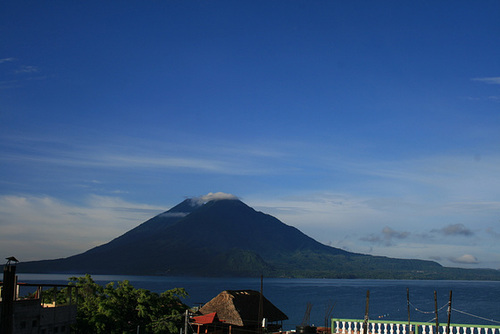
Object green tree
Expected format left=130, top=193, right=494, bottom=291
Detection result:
left=43, top=274, right=188, bottom=334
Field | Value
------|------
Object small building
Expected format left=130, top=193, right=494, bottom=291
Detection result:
left=194, top=290, right=288, bottom=334
left=0, top=260, right=77, bottom=334
left=191, top=312, right=225, bottom=334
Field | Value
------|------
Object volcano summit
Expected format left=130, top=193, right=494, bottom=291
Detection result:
left=18, top=195, right=500, bottom=280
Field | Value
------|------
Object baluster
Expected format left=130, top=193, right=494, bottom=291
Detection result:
left=402, top=323, right=406, bottom=334
left=335, top=321, right=340, bottom=334
left=396, top=323, right=401, bottom=334
left=384, top=323, right=388, bottom=334
left=371, top=322, right=375, bottom=334
left=377, top=322, right=382, bottom=334
left=347, top=321, right=352, bottom=334
left=390, top=323, right=394, bottom=334
left=429, top=324, right=434, bottom=334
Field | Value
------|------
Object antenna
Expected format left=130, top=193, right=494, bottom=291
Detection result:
left=324, top=301, right=336, bottom=329
left=301, top=302, right=313, bottom=326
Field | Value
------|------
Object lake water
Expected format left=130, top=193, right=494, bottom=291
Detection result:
left=16, top=274, right=500, bottom=330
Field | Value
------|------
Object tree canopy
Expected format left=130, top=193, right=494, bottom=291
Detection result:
left=43, top=274, right=188, bottom=334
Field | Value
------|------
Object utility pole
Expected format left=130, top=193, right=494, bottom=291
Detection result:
left=446, top=291, right=453, bottom=334
left=184, top=309, right=190, bottom=334
left=434, top=291, right=439, bottom=334
left=363, top=290, right=370, bottom=334
left=258, top=274, right=264, bottom=334
left=407, top=288, right=412, bottom=334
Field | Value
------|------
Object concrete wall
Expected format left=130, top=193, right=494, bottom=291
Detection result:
left=1, top=299, right=77, bottom=334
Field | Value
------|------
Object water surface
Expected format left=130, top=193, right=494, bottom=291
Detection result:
left=17, top=274, right=500, bottom=330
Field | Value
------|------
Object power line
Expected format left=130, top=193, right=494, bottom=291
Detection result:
left=451, top=308, right=500, bottom=325
left=409, top=301, right=448, bottom=315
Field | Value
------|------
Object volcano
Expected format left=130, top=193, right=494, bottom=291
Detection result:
left=18, top=196, right=500, bottom=280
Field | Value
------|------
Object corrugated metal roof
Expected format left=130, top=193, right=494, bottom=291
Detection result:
left=192, top=312, right=219, bottom=325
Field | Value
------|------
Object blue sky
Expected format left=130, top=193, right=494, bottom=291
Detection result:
left=1, top=1, right=500, bottom=269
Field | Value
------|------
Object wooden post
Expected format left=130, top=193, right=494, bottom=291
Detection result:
left=407, top=288, right=413, bottom=334
left=434, top=291, right=439, bottom=334
left=258, top=274, right=264, bottom=334
left=407, top=288, right=411, bottom=324
left=363, top=290, right=370, bottom=334
left=446, top=290, right=452, bottom=334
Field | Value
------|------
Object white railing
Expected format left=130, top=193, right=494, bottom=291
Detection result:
left=332, top=319, right=500, bottom=334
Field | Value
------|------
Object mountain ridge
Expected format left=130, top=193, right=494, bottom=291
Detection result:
left=17, top=197, right=500, bottom=280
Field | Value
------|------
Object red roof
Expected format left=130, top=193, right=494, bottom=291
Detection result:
left=192, top=312, right=219, bottom=325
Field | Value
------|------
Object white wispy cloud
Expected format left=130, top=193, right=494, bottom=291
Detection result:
left=192, top=192, right=239, bottom=205
left=15, top=65, right=39, bottom=74
left=449, top=254, right=479, bottom=264
left=472, top=77, right=500, bottom=85
left=0, top=134, right=289, bottom=176
left=0, top=57, right=16, bottom=64
left=0, top=194, right=164, bottom=261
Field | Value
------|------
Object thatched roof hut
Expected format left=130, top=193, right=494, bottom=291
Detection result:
left=198, top=290, right=288, bottom=327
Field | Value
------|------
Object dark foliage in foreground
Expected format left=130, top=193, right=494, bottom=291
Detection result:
left=42, top=274, right=188, bottom=334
